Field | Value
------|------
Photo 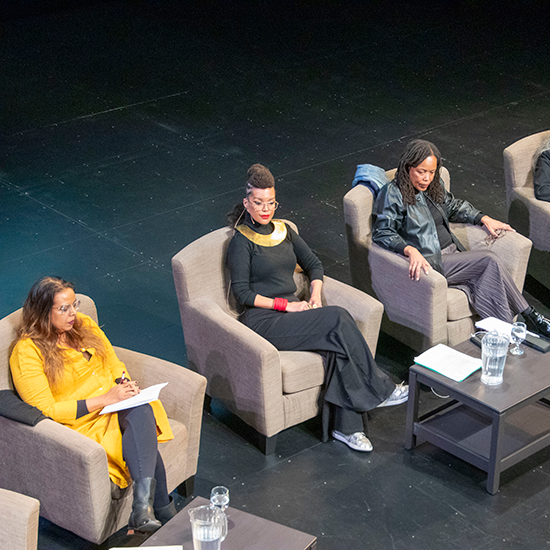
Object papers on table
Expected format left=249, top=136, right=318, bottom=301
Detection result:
left=414, top=344, right=482, bottom=382
left=100, top=382, right=168, bottom=415
left=111, top=547, right=182, bottom=550
left=475, top=317, right=512, bottom=337
left=476, top=316, right=540, bottom=339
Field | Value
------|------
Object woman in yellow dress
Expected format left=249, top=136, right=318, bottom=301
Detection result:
left=10, top=276, right=176, bottom=534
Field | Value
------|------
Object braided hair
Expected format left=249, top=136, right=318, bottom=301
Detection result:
left=227, top=164, right=275, bottom=226
left=396, top=139, right=444, bottom=206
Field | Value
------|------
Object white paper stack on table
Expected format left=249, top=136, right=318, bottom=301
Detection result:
left=414, top=344, right=482, bottom=382
left=100, top=382, right=168, bottom=415
left=475, top=317, right=513, bottom=337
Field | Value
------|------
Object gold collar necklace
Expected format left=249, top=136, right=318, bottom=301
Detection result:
left=235, top=220, right=287, bottom=247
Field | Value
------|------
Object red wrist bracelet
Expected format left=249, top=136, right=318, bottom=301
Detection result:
left=273, top=298, right=288, bottom=312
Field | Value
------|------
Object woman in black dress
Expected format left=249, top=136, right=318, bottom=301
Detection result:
left=226, top=164, right=408, bottom=453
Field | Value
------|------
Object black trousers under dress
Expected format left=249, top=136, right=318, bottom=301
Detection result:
left=118, top=404, right=170, bottom=508
left=241, top=304, right=396, bottom=438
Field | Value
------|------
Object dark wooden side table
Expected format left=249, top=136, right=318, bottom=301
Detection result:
left=405, top=340, right=550, bottom=494
left=141, top=496, right=317, bottom=549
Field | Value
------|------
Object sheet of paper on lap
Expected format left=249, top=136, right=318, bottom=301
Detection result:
left=100, top=382, right=168, bottom=414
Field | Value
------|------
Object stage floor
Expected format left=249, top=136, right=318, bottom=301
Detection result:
left=2, top=2, right=550, bottom=548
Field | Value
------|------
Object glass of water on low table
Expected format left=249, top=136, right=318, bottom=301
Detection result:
left=210, top=486, right=230, bottom=511
left=510, top=322, right=527, bottom=356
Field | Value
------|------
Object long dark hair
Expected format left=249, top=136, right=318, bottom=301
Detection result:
left=396, top=139, right=444, bottom=206
left=227, top=163, right=276, bottom=226
left=10, top=276, right=105, bottom=386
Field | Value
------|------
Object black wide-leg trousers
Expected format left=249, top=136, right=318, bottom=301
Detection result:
left=242, top=305, right=395, bottom=435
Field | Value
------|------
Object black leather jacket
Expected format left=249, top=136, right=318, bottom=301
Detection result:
left=372, top=179, right=484, bottom=273
left=534, top=149, right=550, bottom=202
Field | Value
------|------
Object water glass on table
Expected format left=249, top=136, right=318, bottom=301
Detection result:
left=210, top=486, right=230, bottom=512
left=510, top=322, right=527, bottom=356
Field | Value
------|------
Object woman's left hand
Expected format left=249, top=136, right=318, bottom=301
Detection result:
left=481, top=215, right=515, bottom=236
left=309, top=293, right=322, bottom=309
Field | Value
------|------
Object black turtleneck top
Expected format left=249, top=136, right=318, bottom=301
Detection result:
left=227, top=213, right=324, bottom=309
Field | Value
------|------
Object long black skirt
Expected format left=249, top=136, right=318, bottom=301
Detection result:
left=241, top=304, right=395, bottom=437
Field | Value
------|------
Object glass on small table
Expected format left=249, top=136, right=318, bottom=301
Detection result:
left=510, top=322, right=527, bottom=355
left=210, top=486, right=229, bottom=512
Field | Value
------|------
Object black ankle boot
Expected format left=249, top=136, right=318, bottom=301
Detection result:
left=128, top=478, right=162, bottom=534
left=523, top=306, right=550, bottom=338
left=154, top=496, right=178, bottom=525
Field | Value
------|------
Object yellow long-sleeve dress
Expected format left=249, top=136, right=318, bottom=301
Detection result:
left=10, top=313, right=173, bottom=488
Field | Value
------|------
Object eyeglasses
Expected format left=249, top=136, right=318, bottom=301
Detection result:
left=54, top=300, right=81, bottom=315
left=248, top=199, right=279, bottom=211
left=483, top=229, right=507, bottom=247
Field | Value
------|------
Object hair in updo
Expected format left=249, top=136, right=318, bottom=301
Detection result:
left=395, top=139, right=444, bottom=206
left=227, top=163, right=276, bottom=226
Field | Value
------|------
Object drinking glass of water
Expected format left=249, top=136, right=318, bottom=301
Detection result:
left=210, top=486, right=229, bottom=511
left=510, top=322, right=527, bottom=355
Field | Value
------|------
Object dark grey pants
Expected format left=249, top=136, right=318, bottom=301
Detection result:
left=441, top=248, right=529, bottom=323
left=118, top=404, right=170, bottom=508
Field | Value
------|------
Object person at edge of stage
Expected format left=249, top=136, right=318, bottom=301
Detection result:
left=533, top=136, right=550, bottom=202
left=371, top=138, right=550, bottom=338
left=226, top=163, right=408, bottom=453
left=9, top=276, right=177, bottom=535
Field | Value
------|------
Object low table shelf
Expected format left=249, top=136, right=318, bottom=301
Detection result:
left=405, top=340, right=550, bottom=494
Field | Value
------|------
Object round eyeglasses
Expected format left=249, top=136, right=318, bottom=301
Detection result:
left=54, top=300, right=81, bottom=315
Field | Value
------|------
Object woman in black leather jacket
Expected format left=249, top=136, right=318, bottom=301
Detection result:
left=372, top=139, right=550, bottom=337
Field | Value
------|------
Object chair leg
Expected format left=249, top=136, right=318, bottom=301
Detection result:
left=176, top=476, right=194, bottom=498
left=258, top=434, right=278, bottom=455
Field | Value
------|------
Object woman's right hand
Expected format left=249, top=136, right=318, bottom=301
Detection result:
left=286, top=300, right=313, bottom=313
left=404, top=246, right=431, bottom=281
left=103, top=381, right=140, bottom=405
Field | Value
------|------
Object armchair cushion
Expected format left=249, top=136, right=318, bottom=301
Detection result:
left=0, top=389, right=49, bottom=426
left=447, top=288, right=474, bottom=321
left=280, top=352, right=325, bottom=394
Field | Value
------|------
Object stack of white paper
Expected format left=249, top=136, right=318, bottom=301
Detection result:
left=475, top=317, right=512, bottom=337
left=100, top=382, right=168, bottom=415
left=414, top=344, right=482, bottom=382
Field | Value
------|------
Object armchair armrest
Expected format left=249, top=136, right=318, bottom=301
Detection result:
left=113, top=347, right=206, bottom=477
left=369, top=243, right=449, bottom=345
left=112, top=347, right=206, bottom=429
left=0, top=488, right=39, bottom=550
left=0, top=416, right=111, bottom=543
left=182, top=299, right=285, bottom=437
left=511, top=189, right=550, bottom=252
left=322, top=276, right=384, bottom=356
left=452, top=223, right=532, bottom=290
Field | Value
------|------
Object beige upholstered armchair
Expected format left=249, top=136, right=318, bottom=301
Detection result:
left=0, top=294, right=207, bottom=544
left=0, top=488, right=39, bottom=550
left=504, top=130, right=550, bottom=286
left=344, top=167, right=532, bottom=353
left=172, top=223, right=384, bottom=455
